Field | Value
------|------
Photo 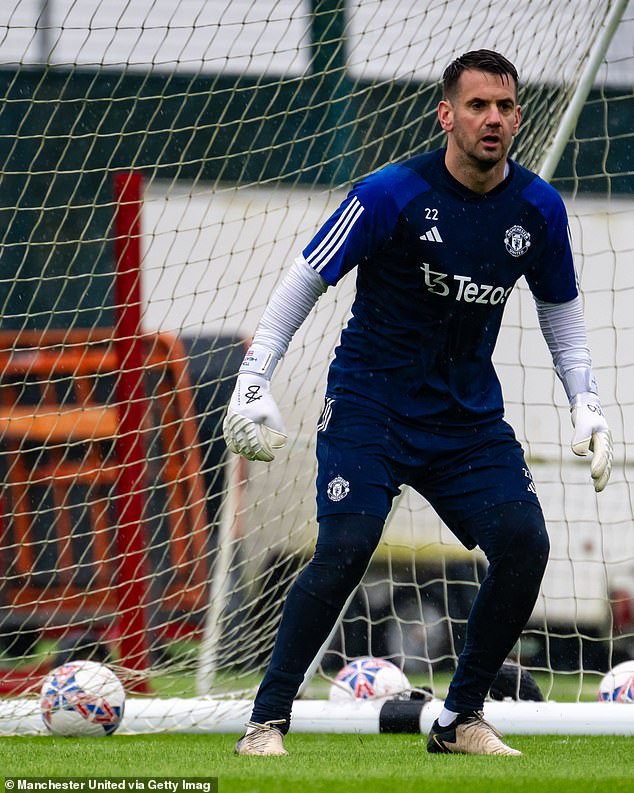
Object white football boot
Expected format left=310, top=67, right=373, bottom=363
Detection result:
left=427, top=711, right=521, bottom=756
left=235, top=719, right=288, bottom=756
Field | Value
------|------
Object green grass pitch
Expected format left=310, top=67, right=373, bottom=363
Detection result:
left=1, top=733, right=633, bottom=793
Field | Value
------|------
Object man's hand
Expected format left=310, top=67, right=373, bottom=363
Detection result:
left=223, top=372, right=287, bottom=462
left=570, top=392, right=613, bottom=492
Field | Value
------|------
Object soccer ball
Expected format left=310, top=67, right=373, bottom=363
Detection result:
left=40, top=660, right=126, bottom=736
left=329, top=656, right=411, bottom=702
left=598, top=660, right=634, bottom=703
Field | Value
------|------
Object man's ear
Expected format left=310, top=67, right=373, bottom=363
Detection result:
left=437, top=99, right=453, bottom=132
left=512, top=104, right=521, bottom=136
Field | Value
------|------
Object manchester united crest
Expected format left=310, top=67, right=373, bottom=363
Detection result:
left=327, top=475, right=350, bottom=502
left=504, top=225, right=531, bottom=257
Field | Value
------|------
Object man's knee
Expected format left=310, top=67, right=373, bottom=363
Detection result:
left=464, top=501, right=549, bottom=573
left=301, top=513, right=384, bottom=592
left=513, top=504, right=549, bottom=573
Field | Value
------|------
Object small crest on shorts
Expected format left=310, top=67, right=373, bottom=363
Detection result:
left=504, top=225, right=531, bottom=257
left=327, top=475, right=350, bottom=502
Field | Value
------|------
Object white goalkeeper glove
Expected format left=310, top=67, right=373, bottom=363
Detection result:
left=570, top=392, right=613, bottom=493
left=223, top=347, right=287, bottom=463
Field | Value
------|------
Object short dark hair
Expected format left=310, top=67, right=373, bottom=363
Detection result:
left=442, top=49, right=519, bottom=100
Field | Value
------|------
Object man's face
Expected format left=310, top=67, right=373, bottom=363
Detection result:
left=438, top=69, right=521, bottom=170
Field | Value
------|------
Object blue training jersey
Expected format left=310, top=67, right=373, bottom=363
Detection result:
left=302, top=149, right=578, bottom=432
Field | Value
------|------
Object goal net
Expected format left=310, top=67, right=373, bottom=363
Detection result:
left=0, top=0, right=632, bottom=735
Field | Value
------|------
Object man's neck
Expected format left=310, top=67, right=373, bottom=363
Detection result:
left=444, top=153, right=510, bottom=194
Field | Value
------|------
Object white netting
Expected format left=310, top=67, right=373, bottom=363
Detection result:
left=0, top=0, right=631, bottom=732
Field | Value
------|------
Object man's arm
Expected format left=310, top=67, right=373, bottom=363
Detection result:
left=223, top=257, right=328, bottom=461
left=535, top=295, right=613, bottom=492
left=223, top=168, right=405, bottom=461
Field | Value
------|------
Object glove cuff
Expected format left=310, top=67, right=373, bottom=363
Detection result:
left=239, top=345, right=280, bottom=380
left=570, top=391, right=602, bottom=412
left=564, top=367, right=598, bottom=404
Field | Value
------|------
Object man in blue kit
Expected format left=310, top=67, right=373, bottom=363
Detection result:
left=223, top=50, right=613, bottom=756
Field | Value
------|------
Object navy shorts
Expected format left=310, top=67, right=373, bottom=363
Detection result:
left=315, top=397, right=541, bottom=549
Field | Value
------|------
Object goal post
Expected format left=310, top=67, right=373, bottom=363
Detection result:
left=537, top=0, right=630, bottom=183
left=0, top=0, right=631, bottom=735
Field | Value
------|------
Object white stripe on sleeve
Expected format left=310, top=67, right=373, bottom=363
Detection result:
left=305, top=196, right=365, bottom=274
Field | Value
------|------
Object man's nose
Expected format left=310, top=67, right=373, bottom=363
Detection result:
left=485, top=106, right=503, bottom=125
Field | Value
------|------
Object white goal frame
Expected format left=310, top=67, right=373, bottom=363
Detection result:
left=0, top=0, right=631, bottom=736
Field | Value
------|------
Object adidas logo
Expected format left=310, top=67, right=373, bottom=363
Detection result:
left=419, top=226, right=443, bottom=243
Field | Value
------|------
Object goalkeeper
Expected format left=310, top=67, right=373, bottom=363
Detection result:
left=223, top=49, right=613, bottom=757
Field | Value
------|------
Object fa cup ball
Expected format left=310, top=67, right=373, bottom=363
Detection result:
left=598, top=660, right=634, bottom=703
left=40, top=660, right=126, bottom=736
left=329, top=656, right=411, bottom=702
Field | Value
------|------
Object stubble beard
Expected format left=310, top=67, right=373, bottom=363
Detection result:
left=459, top=136, right=508, bottom=174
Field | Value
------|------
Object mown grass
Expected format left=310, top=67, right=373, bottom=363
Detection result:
left=1, top=733, right=633, bottom=793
